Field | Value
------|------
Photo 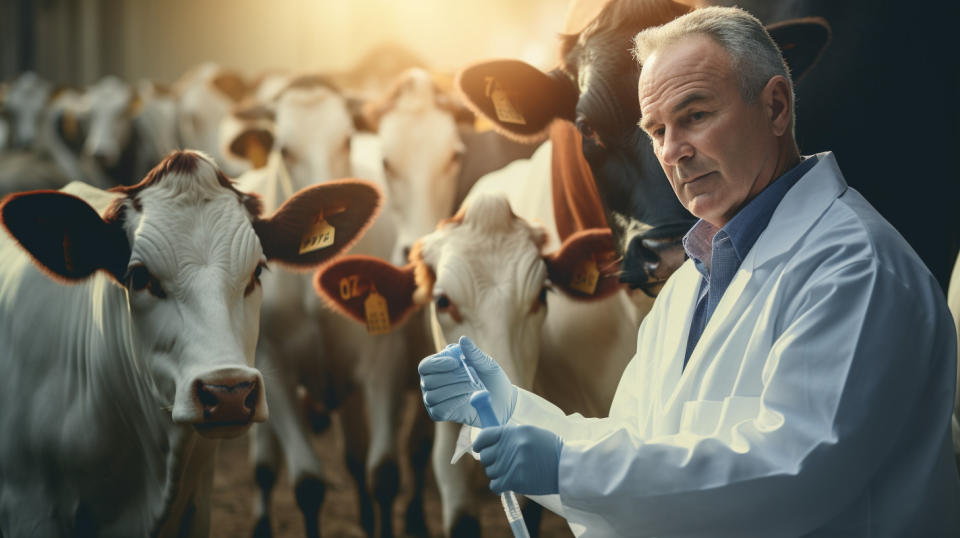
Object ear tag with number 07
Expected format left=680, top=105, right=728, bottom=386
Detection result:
left=299, top=215, right=336, bottom=255
left=570, top=257, right=600, bottom=295
left=364, top=286, right=391, bottom=335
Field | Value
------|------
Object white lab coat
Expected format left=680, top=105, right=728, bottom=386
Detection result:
left=512, top=152, right=960, bottom=537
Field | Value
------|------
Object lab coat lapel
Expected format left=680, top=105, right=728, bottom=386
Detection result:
left=748, top=151, right=847, bottom=271
left=654, top=262, right=701, bottom=411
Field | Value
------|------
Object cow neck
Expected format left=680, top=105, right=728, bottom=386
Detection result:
left=74, top=274, right=204, bottom=532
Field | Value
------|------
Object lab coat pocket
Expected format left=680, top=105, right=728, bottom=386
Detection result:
left=679, top=396, right=761, bottom=437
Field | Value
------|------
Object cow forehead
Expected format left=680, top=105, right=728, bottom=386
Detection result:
left=121, top=159, right=262, bottom=278
left=275, top=89, right=352, bottom=144
left=380, top=108, right=460, bottom=163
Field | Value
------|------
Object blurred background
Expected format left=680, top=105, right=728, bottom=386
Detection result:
left=0, top=0, right=568, bottom=86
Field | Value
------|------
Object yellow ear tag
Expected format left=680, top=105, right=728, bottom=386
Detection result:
left=485, top=77, right=526, bottom=126
left=61, top=113, right=78, bottom=142
left=299, top=214, right=336, bottom=255
left=570, top=258, right=600, bottom=295
left=245, top=135, right=269, bottom=169
left=364, top=286, right=391, bottom=335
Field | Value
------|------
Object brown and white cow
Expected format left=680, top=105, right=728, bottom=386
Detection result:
left=0, top=151, right=381, bottom=537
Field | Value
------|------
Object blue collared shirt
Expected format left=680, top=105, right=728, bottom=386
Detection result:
left=681, top=155, right=819, bottom=369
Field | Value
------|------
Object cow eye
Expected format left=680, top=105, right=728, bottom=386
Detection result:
left=530, top=285, right=551, bottom=314
left=126, top=264, right=166, bottom=299
left=448, top=150, right=464, bottom=167
left=342, top=137, right=352, bottom=154
left=382, top=158, right=394, bottom=177
left=280, top=146, right=297, bottom=163
left=433, top=291, right=463, bottom=323
left=245, top=262, right=267, bottom=296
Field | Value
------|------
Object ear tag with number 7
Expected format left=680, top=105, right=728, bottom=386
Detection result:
left=570, top=257, right=600, bottom=295
left=364, top=286, right=391, bottom=335
left=299, top=214, right=336, bottom=255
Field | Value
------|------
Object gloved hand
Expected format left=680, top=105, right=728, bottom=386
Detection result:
left=418, top=336, right=518, bottom=427
left=474, top=424, right=562, bottom=495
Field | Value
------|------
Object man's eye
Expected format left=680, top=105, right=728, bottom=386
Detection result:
left=689, top=111, right=705, bottom=122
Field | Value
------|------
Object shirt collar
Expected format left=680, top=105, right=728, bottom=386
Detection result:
left=682, top=155, right=819, bottom=268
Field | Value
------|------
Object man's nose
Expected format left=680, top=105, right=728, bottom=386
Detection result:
left=659, top=129, right=693, bottom=167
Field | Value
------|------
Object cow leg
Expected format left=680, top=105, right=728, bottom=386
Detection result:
left=404, top=399, right=433, bottom=537
left=258, top=352, right=327, bottom=538
left=433, top=421, right=481, bottom=537
left=339, top=389, right=375, bottom=536
left=361, top=336, right=411, bottom=538
left=250, top=422, right=282, bottom=538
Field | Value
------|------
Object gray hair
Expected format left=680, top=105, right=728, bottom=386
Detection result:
left=633, top=7, right=793, bottom=105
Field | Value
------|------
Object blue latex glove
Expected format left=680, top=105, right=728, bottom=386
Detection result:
left=474, top=424, right=562, bottom=495
left=418, top=336, right=518, bottom=427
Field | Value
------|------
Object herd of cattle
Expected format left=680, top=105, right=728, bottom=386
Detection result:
left=0, top=1, right=958, bottom=537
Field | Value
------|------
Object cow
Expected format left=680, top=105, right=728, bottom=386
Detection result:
left=227, top=73, right=438, bottom=538
left=456, top=1, right=831, bottom=295
left=3, top=71, right=54, bottom=150
left=0, top=150, right=382, bottom=537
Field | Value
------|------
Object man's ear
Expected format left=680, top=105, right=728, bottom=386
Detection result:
left=0, top=191, right=130, bottom=283
left=763, top=76, right=793, bottom=137
left=543, top=228, right=622, bottom=301
left=314, top=255, right=421, bottom=333
left=455, top=60, right=579, bottom=144
left=253, top=178, right=382, bottom=271
left=227, top=126, right=274, bottom=169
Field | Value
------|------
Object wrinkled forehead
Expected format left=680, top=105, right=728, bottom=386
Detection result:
left=117, top=154, right=263, bottom=272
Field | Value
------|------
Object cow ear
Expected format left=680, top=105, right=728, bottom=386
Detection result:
left=227, top=126, right=274, bottom=169
left=253, top=178, right=382, bottom=271
left=766, top=17, right=831, bottom=84
left=0, top=191, right=129, bottom=283
left=543, top=228, right=622, bottom=301
left=314, top=255, right=421, bottom=333
left=455, top=60, right=578, bottom=144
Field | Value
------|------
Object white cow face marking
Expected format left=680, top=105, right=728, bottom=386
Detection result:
left=418, top=194, right=548, bottom=388
left=6, top=72, right=52, bottom=148
left=274, top=87, right=353, bottom=188
left=114, top=153, right=268, bottom=435
left=177, top=65, right=241, bottom=173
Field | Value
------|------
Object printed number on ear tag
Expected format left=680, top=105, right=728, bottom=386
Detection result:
left=364, top=288, right=391, bottom=335
left=299, top=216, right=336, bottom=255
left=485, top=77, right=526, bottom=126
left=570, top=258, right=600, bottom=295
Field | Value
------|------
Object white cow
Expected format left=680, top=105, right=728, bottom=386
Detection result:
left=0, top=150, right=381, bottom=537
left=317, top=137, right=652, bottom=536
left=3, top=72, right=53, bottom=149
left=230, top=74, right=436, bottom=538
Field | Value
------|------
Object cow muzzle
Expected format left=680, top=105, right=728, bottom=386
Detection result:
left=619, top=234, right=688, bottom=296
left=173, top=367, right=268, bottom=438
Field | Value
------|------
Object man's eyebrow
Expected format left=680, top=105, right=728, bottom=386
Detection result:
left=639, top=92, right=711, bottom=132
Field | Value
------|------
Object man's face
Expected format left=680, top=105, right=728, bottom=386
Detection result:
left=638, top=35, right=780, bottom=228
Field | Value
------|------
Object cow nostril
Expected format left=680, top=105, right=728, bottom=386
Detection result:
left=196, top=382, right=218, bottom=410
left=244, top=382, right=259, bottom=413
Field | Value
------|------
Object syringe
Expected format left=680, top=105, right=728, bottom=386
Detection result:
left=468, top=386, right=532, bottom=538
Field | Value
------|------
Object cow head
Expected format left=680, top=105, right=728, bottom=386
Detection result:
left=83, top=76, right=140, bottom=174
left=226, top=75, right=361, bottom=193
left=0, top=150, right=382, bottom=438
left=457, top=1, right=829, bottom=295
left=363, top=68, right=473, bottom=265
left=5, top=71, right=54, bottom=149
left=315, top=193, right=620, bottom=390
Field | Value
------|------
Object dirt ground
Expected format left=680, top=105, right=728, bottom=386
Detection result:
left=209, top=396, right=573, bottom=537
